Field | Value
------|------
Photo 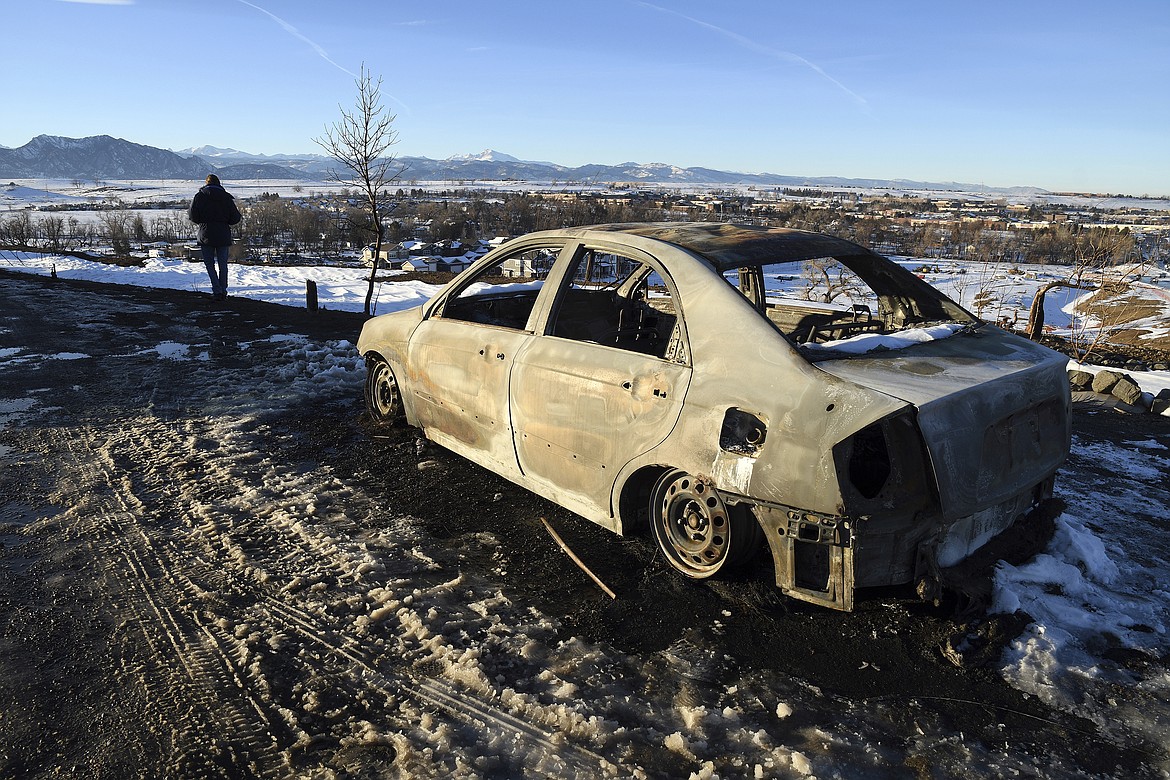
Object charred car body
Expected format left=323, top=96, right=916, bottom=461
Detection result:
left=357, top=223, right=1070, bottom=610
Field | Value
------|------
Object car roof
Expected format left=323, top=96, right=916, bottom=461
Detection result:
left=562, top=222, right=877, bottom=272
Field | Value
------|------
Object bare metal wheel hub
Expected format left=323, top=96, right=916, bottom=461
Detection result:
left=653, top=471, right=731, bottom=577
left=364, top=358, right=403, bottom=424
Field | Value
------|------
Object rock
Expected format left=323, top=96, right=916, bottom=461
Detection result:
left=1157, top=389, right=1170, bottom=401
left=1067, top=369, right=1094, bottom=389
left=1139, top=392, right=1155, bottom=410
left=1153, top=363, right=1169, bottom=371
left=1154, top=398, right=1170, bottom=416
left=1091, top=370, right=1124, bottom=394
left=1111, top=376, right=1143, bottom=407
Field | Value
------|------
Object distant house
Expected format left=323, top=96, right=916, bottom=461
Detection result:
left=401, top=256, right=441, bottom=273
left=361, top=243, right=409, bottom=266
left=500, top=252, right=555, bottom=278
left=435, top=239, right=466, bottom=257
left=144, top=241, right=170, bottom=258
left=436, top=257, right=470, bottom=274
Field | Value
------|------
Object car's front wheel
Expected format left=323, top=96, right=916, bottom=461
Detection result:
left=650, top=470, right=761, bottom=579
left=364, top=356, right=404, bottom=425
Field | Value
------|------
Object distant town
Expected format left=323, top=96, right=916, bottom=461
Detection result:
left=3, top=181, right=1166, bottom=277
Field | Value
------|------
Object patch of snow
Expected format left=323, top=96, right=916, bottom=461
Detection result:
left=992, top=430, right=1170, bottom=752
left=801, top=323, right=967, bottom=355
left=144, top=342, right=193, bottom=360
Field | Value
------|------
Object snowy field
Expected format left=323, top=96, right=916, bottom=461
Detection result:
left=6, top=178, right=1170, bottom=211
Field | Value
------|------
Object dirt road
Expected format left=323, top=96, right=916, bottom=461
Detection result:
left=1, top=271, right=1165, bottom=778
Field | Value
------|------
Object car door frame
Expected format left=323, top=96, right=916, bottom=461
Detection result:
left=508, top=238, right=694, bottom=525
left=405, top=238, right=572, bottom=477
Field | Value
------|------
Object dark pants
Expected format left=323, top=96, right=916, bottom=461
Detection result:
left=200, top=244, right=230, bottom=296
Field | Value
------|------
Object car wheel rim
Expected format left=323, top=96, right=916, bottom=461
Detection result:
left=655, top=472, right=729, bottom=576
left=366, top=360, right=401, bottom=421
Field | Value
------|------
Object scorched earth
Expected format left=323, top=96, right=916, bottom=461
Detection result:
left=0, top=270, right=1167, bottom=779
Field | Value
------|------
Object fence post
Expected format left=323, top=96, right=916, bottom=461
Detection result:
left=306, top=279, right=318, bottom=312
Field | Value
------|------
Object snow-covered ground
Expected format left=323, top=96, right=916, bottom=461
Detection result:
left=5, top=178, right=1170, bottom=211
left=0, top=250, right=439, bottom=316
left=2, top=241, right=1169, bottom=776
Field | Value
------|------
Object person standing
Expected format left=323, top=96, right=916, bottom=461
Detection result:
left=188, top=174, right=242, bottom=300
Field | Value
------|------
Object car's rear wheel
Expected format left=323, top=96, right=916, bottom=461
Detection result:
left=364, top=356, right=404, bottom=424
left=650, top=469, right=761, bottom=579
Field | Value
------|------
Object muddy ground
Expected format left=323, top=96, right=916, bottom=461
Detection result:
left=0, top=270, right=1166, bottom=778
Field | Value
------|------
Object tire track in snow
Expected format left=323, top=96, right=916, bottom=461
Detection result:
left=54, top=410, right=610, bottom=776
left=256, top=594, right=607, bottom=773
left=52, top=423, right=290, bottom=779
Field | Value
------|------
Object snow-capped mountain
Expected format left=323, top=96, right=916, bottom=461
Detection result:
left=178, top=145, right=248, bottom=159
left=0, top=135, right=1049, bottom=195
left=444, top=149, right=523, bottom=163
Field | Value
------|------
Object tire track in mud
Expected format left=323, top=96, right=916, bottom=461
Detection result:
left=49, top=411, right=609, bottom=777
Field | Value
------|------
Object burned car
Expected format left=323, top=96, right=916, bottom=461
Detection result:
left=357, top=223, right=1069, bottom=610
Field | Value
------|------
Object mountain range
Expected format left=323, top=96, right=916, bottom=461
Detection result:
left=0, top=134, right=1046, bottom=195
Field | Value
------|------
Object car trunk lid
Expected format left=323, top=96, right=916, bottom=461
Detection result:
left=814, top=328, right=1070, bottom=520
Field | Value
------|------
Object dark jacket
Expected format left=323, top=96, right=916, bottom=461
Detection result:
left=188, top=184, right=242, bottom=247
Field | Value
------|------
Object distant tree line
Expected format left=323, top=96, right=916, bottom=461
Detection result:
left=0, top=208, right=192, bottom=255
left=0, top=189, right=1149, bottom=271
left=752, top=200, right=1140, bottom=267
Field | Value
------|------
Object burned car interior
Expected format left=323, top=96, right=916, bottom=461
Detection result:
left=549, top=248, right=681, bottom=361
left=438, top=246, right=557, bottom=330
left=730, top=255, right=977, bottom=351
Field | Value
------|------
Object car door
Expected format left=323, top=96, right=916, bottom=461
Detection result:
left=509, top=242, right=692, bottom=517
left=407, top=241, right=567, bottom=476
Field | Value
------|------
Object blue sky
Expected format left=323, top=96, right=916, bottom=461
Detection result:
left=5, top=0, right=1168, bottom=195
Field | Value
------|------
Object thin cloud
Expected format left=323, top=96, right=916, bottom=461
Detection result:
left=236, top=0, right=356, bottom=77
left=235, top=1, right=411, bottom=113
left=635, top=1, right=867, bottom=108
left=54, top=0, right=134, bottom=5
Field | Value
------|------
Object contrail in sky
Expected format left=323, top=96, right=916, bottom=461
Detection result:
left=236, top=0, right=411, bottom=113
left=635, top=1, right=867, bottom=107
left=236, top=0, right=357, bottom=77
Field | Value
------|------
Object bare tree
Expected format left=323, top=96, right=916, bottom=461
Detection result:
left=0, top=211, right=33, bottom=247
left=99, top=210, right=132, bottom=257
left=38, top=215, right=66, bottom=251
left=314, top=64, right=403, bottom=316
left=801, top=257, right=864, bottom=304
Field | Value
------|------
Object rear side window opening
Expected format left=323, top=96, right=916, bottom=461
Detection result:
left=726, top=255, right=976, bottom=358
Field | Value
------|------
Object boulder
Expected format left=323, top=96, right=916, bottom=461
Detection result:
left=1111, top=376, right=1143, bottom=407
left=1067, top=369, right=1094, bottom=389
left=1091, top=370, right=1124, bottom=394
